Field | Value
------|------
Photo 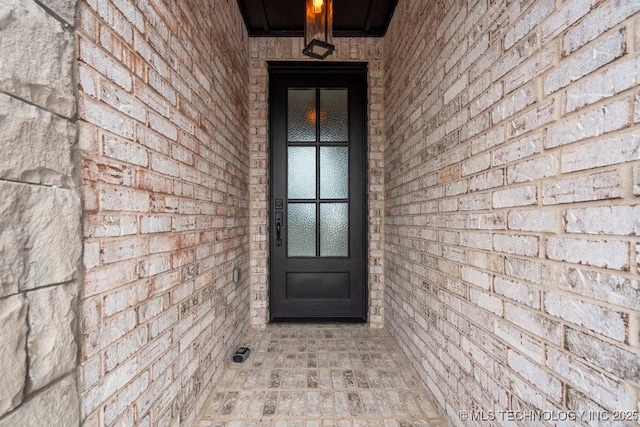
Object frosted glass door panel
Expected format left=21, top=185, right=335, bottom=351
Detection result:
left=320, top=146, right=348, bottom=199
left=288, top=89, right=316, bottom=142
left=320, top=203, right=348, bottom=257
left=320, top=89, right=348, bottom=142
left=288, top=147, right=316, bottom=199
left=288, top=203, right=317, bottom=257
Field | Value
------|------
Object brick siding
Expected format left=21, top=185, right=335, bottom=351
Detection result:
left=77, top=0, right=250, bottom=424
left=384, top=0, right=640, bottom=424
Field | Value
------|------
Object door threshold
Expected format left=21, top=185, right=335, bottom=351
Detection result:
left=270, top=317, right=366, bottom=323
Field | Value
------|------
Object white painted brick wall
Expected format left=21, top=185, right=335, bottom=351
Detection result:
left=544, top=29, right=626, bottom=95
left=384, top=1, right=640, bottom=423
left=566, top=56, right=640, bottom=113
left=565, top=205, right=640, bottom=236
left=493, top=233, right=539, bottom=257
left=546, top=348, right=633, bottom=410
left=561, top=131, right=640, bottom=173
left=492, top=133, right=540, bottom=166
left=565, top=328, right=640, bottom=383
left=546, top=236, right=629, bottom=270
left=562, top=2, right=640, bottom=56
left=507, top=208, right=558, bottom=232
left=542, top=170, right=622, bottom=205
left=560, top=267, right=640, bottom=311
left=78, top=0, right=250, bottom=424
left=545, top=98, right=632, bottom=149
left=504, top=0, right=554, bottom=50
left=469, top=288, right=503, bottom=316
left=494, top=277, right=540, bottom=309
left=494, top=320, right=544, bottom=363
left=492, top=185, right=537, bottom=208
left=508, top=350, right=563, bottom=403
left=503, top=303, right=562, bottom=346
left=545, top=292, right=628, bottom=342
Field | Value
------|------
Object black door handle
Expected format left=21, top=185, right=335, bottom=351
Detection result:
left=275, top=213, right=283, bottom=247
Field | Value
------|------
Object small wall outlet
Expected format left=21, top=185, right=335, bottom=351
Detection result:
left=233, top=267, right=241, bottom=283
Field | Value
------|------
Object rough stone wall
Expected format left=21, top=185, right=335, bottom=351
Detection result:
left=0, top=0, right=82, bottom=425
left=248, top=38, right=386, bottom=327
left=76, top=0, right=250, bottom=424
left=384, top=0, right=640, bottom=424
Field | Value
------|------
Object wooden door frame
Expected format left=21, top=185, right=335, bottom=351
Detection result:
left=267, top=61, right=369, bottom=322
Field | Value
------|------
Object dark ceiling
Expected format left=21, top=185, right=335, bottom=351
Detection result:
left=237, top=0, right=398, bottom=37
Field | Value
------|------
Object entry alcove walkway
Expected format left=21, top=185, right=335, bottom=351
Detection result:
left=196, top=324, right=446, bottom=426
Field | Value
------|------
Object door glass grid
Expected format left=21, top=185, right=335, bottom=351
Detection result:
left=320, top=203, right=348, bottom=256
left=287, top=89, right=316, bottom=142
left=287, top=87, right=349, bottom=258
left=320, top=89, right=349, bottom=142
left=287, top=203, right=316, bottom=257
left=320, top=146, right=348, bottom=199
left=288, top=146, right=316, bottom=199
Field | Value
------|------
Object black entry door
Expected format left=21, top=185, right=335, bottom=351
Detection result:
left=269, top=63, right=367, bottom=321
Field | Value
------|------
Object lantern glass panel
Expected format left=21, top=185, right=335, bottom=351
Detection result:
left=304, top=0, right=334, bottom=59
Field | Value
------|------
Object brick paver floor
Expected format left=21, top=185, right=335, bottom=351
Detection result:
left=197, top=324, right=446, bottom=426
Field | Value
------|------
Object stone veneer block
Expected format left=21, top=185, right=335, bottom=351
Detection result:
left=0, top=93, right=76, bottom=186
left=0, top=295, right=27, bottom=417
left=0, top=0, right=75, bottom=117
left=37, top=0, right=76, bottom=25
left=0, top=375, right=80, bottom=427
left=26, top=285, right=78, bottom=393
left=0, top=182, right=81, bottom=296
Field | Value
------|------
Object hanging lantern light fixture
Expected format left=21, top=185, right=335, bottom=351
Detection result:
left=303, top=0, right=335, bottom=60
